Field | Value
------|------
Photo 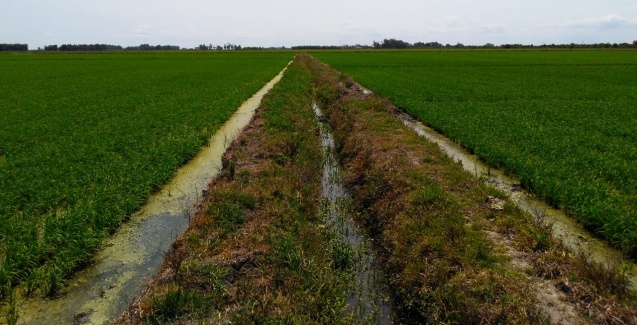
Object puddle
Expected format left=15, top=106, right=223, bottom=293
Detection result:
left=15, top=63, right=290, bottom=324
left=313, top=102, right=393, bottom=324
left=394, top=111, right=637, bottom=289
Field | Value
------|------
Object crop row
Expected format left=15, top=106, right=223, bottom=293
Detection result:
left=314, top=50, right=637, bottom=256
left=0, top=52, right=292, bottom=297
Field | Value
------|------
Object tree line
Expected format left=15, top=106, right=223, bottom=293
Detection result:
left=125, top=44, right=180, bottom=51
left=372, top=39, right=447, bottom=49
left=3, top=40, right=636, bottom=53
left=0, top=44, right=28, bottom=51
left=43, top=44, right=124, bottom=51
left=2, top=42, right=275, bottom=52
left=373, top=38, right=637, bottom=49
left=292, top=45, right=343, bottom=50
left=198, top=43, right=243, bottom=50
left=42, top=44, right=181, bottom=51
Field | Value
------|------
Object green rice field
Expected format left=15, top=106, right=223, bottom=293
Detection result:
left=0, top=52, right=291, bottom=296
left=314, top=50, right=637, bottom=257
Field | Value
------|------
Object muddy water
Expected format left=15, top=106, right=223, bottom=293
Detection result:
left=313, top=102, right=394, bottom=324
left=16, top=64, right=290, bottom=324
left=393, top=111, right=637, bottom=289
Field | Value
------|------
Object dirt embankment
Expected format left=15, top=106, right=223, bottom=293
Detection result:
left=307, top=54, right=636, bottom=324
left=118, top=56, right=355, bottom=324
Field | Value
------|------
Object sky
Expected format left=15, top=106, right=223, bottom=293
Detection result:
left=2, top=0, right=637, bottom=49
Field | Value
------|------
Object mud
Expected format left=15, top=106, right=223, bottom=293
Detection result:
left=314, top=102, right=393, bottom=324
left=15, top=64, right=290, bottom=324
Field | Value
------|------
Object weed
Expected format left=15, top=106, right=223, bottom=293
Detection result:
left=531, top=210, right=553, bottom=252
left=207, top=202, right=245, bottom=237
left=147, top=288, right=191, bottom=322
left=329, top=237, right=355, bottom=270
left=271, top=233, right=304, bottom=271
left=228, top=159, right=236, bottom=180
left=575, top=252, right=634, bottom=298
left=532, top=229, right=551, bottom=252
left=410, top=183, right=444, bottom=207
left=3, top=287, right=18, bottom=325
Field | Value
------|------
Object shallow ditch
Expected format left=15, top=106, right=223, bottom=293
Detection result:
left=391, top=106, right=637, bottom=290
left=14, top=65, right=290, bottom=324
left=313, top=102, right=394, bottom=324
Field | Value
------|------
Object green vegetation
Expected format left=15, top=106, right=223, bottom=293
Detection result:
left=0, top=52, right=291, bottom=297
left=314, top=50, right=637, bottom=257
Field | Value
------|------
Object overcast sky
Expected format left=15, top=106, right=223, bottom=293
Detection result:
left=2, top=0, right=637, bottom=48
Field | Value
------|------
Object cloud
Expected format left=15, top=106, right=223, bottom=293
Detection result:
left=135, top=24, right=152, bottom=36
left=426, top=16, right=504, bottom=34
left=443, top=16, right=463, bottom=27
left=481, top=23, right=505, bottom=33
left=558, top=14, right=637, bottom=29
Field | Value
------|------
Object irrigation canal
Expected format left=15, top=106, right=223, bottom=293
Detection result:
left=314, top=102, right=394, bottom=323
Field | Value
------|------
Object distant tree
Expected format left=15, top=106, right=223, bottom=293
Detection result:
left=0, top=43, right=28, bottom=51
left=484, top=43, right=495, bottom=48
left=125, top=44, right=177, bottom=51
left=292, top=45, right=342, bottom=50
left=58, top=44, right=109, bottom=51
left=633, top=40, right=637, bottom=47
left=221, top=43, right=242, bottom=50
left=380, top=38, right=410, bottom=49
left=412, top=41, right=442, bottom=48
left=44, top=44, right=58, bottom=51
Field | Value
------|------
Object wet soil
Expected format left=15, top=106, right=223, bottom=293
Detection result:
left=314, top=102, right=393, bottom=323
